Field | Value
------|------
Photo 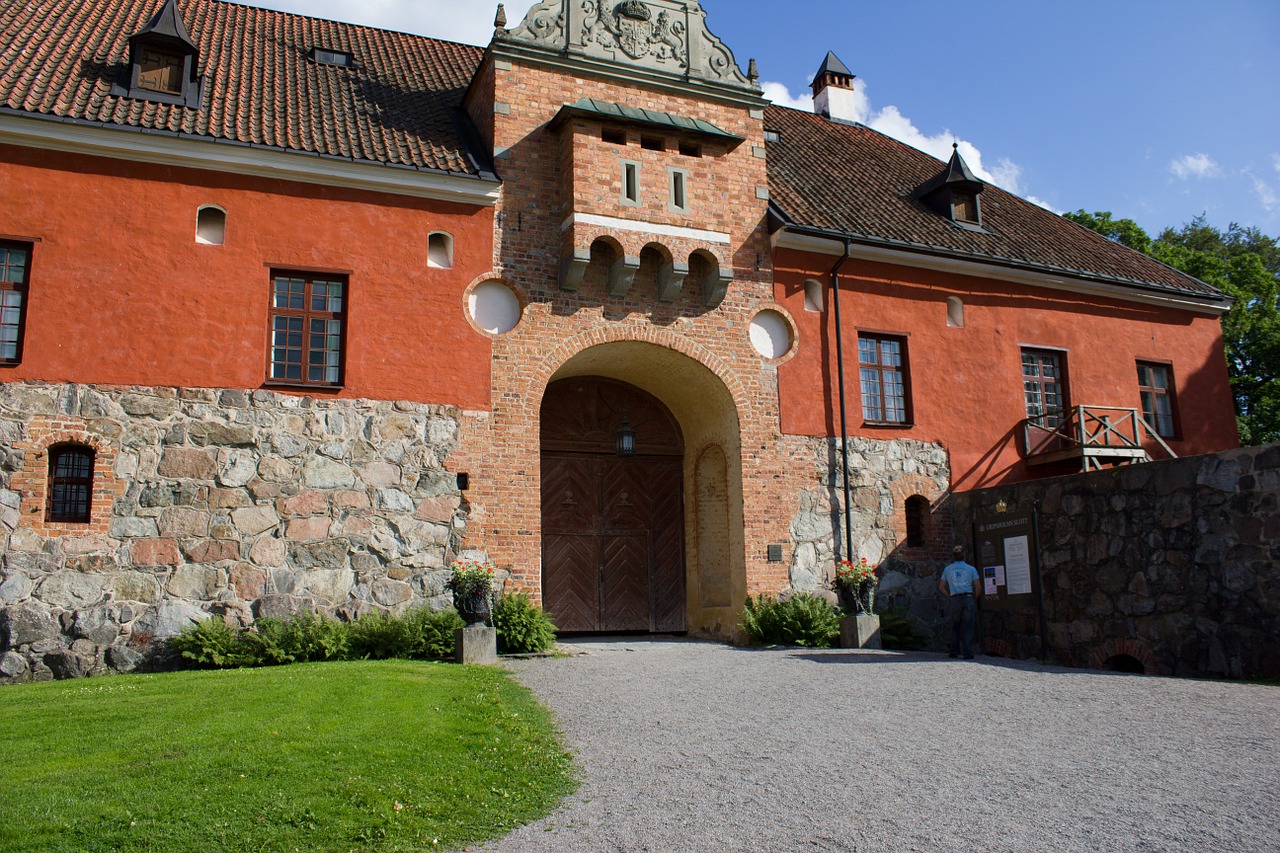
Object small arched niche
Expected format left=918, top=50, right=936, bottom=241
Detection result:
left=904, top=494, right=930, bottom=547
left=195, top=205, right=226, bottom=246
left=428, top=231, right=454, bottom=269
left=946, top=296, right=965, bottom=328
left=803, top=279, right=824, bottom=312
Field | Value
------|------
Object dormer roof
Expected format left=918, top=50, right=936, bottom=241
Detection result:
left=131, top=0, right=197, bottom=53
left=915, top=144, right=984, bottom=198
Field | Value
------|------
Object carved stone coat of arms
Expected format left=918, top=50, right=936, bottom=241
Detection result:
left=585, top=1, right=686, bottom=67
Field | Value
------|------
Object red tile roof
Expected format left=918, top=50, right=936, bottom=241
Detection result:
left=0, top=0, right=488, bottom=177
left=766, top=105, right=1224, bottom=301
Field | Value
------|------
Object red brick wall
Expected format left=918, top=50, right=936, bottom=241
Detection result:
left=773, top=249, right=1240, bottom=491
left=12, top=415, right=124, bottom=537
left=0, top=144, right=496, bottom=409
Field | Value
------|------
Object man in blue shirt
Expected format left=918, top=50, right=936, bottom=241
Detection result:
left=938, top=545, right=981, bottom=659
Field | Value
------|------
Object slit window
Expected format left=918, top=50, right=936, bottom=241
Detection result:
left=0, top=241, right=30, bottom=363
left=678, top=141, right=702, bottom=158
left=196, top=206, right=226, bottom=245
left=428, top=232, right=454, bottom=269
left=47, top=444, right=94, bottom=524
left=602, top=127, right=627, bottom=146
left=641, top=135, right=665, bottom=152
left=622, top=161, right=640, bottom=205
left=268, top=272, right=347, bottom=387
left=669, top=168, right=689, bottom=212
left=859, top=335, right=910, bottom=425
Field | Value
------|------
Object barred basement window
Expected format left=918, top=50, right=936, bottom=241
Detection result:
left=47, top=444, right=94, bottom=523
left=268, top=271, right=347, bottom=387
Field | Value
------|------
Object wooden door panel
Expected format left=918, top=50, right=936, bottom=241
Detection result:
left=600, top=458, right=651, bottom=531
left=600, top=533, right=650, bottom=631
left=543, top=534, right=598, bottom=632
left=542, top=454, right=598, bottom=534
left=649, top=460, right=687, bottom=632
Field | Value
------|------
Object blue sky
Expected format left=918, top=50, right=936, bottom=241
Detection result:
left=241, top=0, right=1280, bottom=236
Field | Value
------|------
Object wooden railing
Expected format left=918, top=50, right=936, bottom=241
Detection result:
left=1022, top=406, right=1177, bottom=470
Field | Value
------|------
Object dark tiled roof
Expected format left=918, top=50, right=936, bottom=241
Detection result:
left=766, top=105, right=1223, bottom=300
left=0, top=0, right=488, bottom=177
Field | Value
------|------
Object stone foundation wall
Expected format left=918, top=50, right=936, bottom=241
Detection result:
left=0, top=382, right=473, bottom=683
left=785, top=436, right=955, bottom=639
left=953, top=445, right=1280, bottom=678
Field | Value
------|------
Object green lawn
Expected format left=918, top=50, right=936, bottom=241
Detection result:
left=0, top=660, right=576, bottom=852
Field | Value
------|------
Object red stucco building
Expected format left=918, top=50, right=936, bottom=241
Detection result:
left=0, top=0, right=1237, bottom=677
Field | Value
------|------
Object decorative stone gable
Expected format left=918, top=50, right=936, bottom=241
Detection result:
left=504, top=0, right=757, bottom=90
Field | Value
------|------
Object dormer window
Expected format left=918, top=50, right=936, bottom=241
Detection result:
left=915, top=143, right=986, bottom=230
left=113, top=0, right=202, bottom=108
left=138, top=47, right=184, bottom=95
left=952, top=192, right=979, bottom=225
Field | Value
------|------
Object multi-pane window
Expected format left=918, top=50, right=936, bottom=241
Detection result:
left=859, top=335, right=909, bottom=424
left=1022, top=349, right=1066, bottom=428
left=137, top=48, right=183, bottom=94
left=1137, top=362, right=1178, bottom=438
left=47, top=444, right=94, bottom=523
left=0, top=242, right=30, bottom=363
left=268, top=272, right=346, bottom=387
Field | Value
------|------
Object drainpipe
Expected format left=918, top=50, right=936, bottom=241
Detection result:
left=829, top=239, right=854, bottom=563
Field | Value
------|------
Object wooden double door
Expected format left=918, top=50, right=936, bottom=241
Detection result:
left=541, top=378, right=686, bottom=633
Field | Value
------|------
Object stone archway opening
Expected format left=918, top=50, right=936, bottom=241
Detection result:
left=541, top=341, right=745, bottom=637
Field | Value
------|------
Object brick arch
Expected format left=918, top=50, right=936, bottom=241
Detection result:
left=518, top=325, right=754, bottom=427
left=13, top=415, right=122, bottom=537
left=1091, top=638, right=1157, bottom=674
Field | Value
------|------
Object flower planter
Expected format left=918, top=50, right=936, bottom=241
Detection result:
left=840, top=613, right=882, bottom=650
left=453, top=591, right=492, bottom=626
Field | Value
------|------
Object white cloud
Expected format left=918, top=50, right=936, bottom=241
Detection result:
left=760, top=81, right=812, bottom=111
left=1252, top=175, right=1278, bottom=212
left=245, top=1, right=495, bottom=43
left=1273, top=154, right=1280, bottom=174
left=1169, top=153, right=1222, bottom=180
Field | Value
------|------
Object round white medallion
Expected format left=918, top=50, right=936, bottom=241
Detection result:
left=468, top=280, right=521, bottom=335
left=749, top=310, right=793, bottom=360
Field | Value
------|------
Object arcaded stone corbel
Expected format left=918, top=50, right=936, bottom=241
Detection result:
left=702, top=266, right=733, bottom=308
left=558, top=248, right=591, bottom=292
left=655, top=259, right=690, bottom=303
left=607, top=255, right=641, bottom=298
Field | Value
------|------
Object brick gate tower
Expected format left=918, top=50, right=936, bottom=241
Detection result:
left=453, top=0, right=791, bottom=637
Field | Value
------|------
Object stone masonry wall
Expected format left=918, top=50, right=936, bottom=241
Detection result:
left=0, top=381, right=472, bottom=683
left=952, top=445, right=1280, bottom=678
left=785, top=435, right=955, bottom=639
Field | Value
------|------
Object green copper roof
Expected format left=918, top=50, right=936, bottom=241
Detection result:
left=550, top=99, right=745, bottom=149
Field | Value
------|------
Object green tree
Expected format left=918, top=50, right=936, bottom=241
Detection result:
left=1066, top=211, right=1280, bottom=445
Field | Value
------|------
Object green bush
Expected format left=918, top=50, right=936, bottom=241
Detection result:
left=876, top=606, right=932, bottom=650
left=739, top=593, right=841, bottom=648
left=493, top=592, right=558, bottom=654
left=169, top=617, right=262, bottom=669
left=267, top=611, right=351, bottom=663
left=401, top=606, right=464, bottom=661
left=346, top=611, right=416, bottom=660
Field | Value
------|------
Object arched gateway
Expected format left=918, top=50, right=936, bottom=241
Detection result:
left=540, top=377, right=686, bottom=632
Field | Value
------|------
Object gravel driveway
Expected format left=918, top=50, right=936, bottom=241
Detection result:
left=482, top=639, right=1280, bottom=853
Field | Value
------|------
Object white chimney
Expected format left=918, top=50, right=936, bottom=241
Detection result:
left=811, top=51, right=858, bottom=123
